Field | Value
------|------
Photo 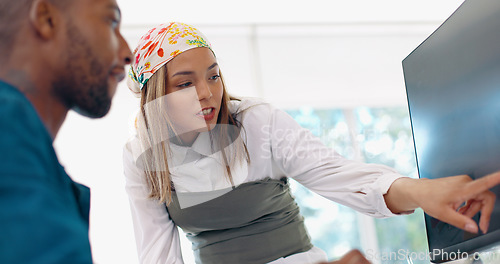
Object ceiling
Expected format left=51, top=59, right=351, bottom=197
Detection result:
left=117, top=0, right=464, bottom=26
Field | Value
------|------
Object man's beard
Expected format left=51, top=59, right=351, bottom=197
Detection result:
left=53, top=23, right=112, bottom=118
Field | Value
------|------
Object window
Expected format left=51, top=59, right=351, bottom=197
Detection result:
left=286, top=106, right=429, bottom=264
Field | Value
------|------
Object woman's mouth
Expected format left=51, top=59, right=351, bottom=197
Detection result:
left=197, top=107, right=216, bottom=121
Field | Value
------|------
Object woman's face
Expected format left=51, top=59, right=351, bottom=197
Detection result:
left=164, top=47, right=223, bottom=144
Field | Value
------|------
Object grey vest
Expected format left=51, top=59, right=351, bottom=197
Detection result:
left=166, top=178, right=313, bottom=264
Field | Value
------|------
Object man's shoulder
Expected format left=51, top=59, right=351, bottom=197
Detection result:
left=0, top=81, right=54, bottom=176
left=0, top=81, right=46, bottom=131
left=0, top=82, right=92, bottom=261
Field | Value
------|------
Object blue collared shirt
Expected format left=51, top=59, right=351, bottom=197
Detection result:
left=0, top=80, right=92, bottom=264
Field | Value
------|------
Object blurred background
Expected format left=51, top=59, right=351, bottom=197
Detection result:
left=54, top=0, right=464, bottom=263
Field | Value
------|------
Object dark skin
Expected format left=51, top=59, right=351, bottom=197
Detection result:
left=0, top=0, right=67, bottom=138
left=0, top=0, right=132, bottom=139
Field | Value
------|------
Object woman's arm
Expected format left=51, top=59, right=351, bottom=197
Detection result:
left=263, top=105, right=406, bottom=218
left=264, top=105, right=500, bottom=233
left=123, top=141, right=184, bottom=264
left=384, top=172, right=500, bottom=234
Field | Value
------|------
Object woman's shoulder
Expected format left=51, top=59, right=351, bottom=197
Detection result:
left=228, top=97, right=276, bottom=119
left=229, top=97, right=268, bottom=110
left=229, top=97, right=292, bottom=123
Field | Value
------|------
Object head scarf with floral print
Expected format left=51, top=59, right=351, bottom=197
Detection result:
left=127, top=22, right=212, bottom=97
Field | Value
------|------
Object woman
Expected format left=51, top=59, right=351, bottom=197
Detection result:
left=124, top=22, right=500, bottom=264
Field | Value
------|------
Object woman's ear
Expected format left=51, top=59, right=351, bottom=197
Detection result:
left=29, top=0, right=60, bottom=40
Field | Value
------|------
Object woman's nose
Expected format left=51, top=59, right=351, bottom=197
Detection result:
left=196, top=81, right=213, bottom=100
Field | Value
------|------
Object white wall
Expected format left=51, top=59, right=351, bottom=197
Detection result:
left=54, top=1, right=464, bottom=263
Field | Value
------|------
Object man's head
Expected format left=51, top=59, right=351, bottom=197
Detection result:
left=0, top=0, right=132, bottom=118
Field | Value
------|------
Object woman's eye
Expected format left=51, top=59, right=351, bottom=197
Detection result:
left=210, top=75, right=220, bottom=80
left=178, top=82, right=192, bottom=88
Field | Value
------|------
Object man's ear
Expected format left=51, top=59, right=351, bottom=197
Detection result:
left=29, top=0, right=60, bottom=40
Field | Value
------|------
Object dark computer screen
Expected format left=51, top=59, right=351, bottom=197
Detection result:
left=403, top=0, right=500, bottom=262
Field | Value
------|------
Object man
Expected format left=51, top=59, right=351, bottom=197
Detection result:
left=0, top=0, right=131, bottom=262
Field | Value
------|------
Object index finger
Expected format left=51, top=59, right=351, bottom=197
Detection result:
left=464, top=171, right=500, bottom=196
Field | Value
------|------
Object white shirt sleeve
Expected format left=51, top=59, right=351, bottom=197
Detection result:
left=263, top=104, right=409, bottom=218
left=123, top=140, right=184, bottom=264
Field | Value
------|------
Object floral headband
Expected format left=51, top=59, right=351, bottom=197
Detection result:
left=127, top=22, right=212, bottom=97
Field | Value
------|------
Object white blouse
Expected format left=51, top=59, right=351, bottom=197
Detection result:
left=123, top=98, right=406, bottom=264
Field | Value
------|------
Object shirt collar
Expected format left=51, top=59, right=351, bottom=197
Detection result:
left=168, top=131, right=220, bottom=167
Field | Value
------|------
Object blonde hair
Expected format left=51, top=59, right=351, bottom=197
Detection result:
left=136, top=65, right=249, bottom=204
